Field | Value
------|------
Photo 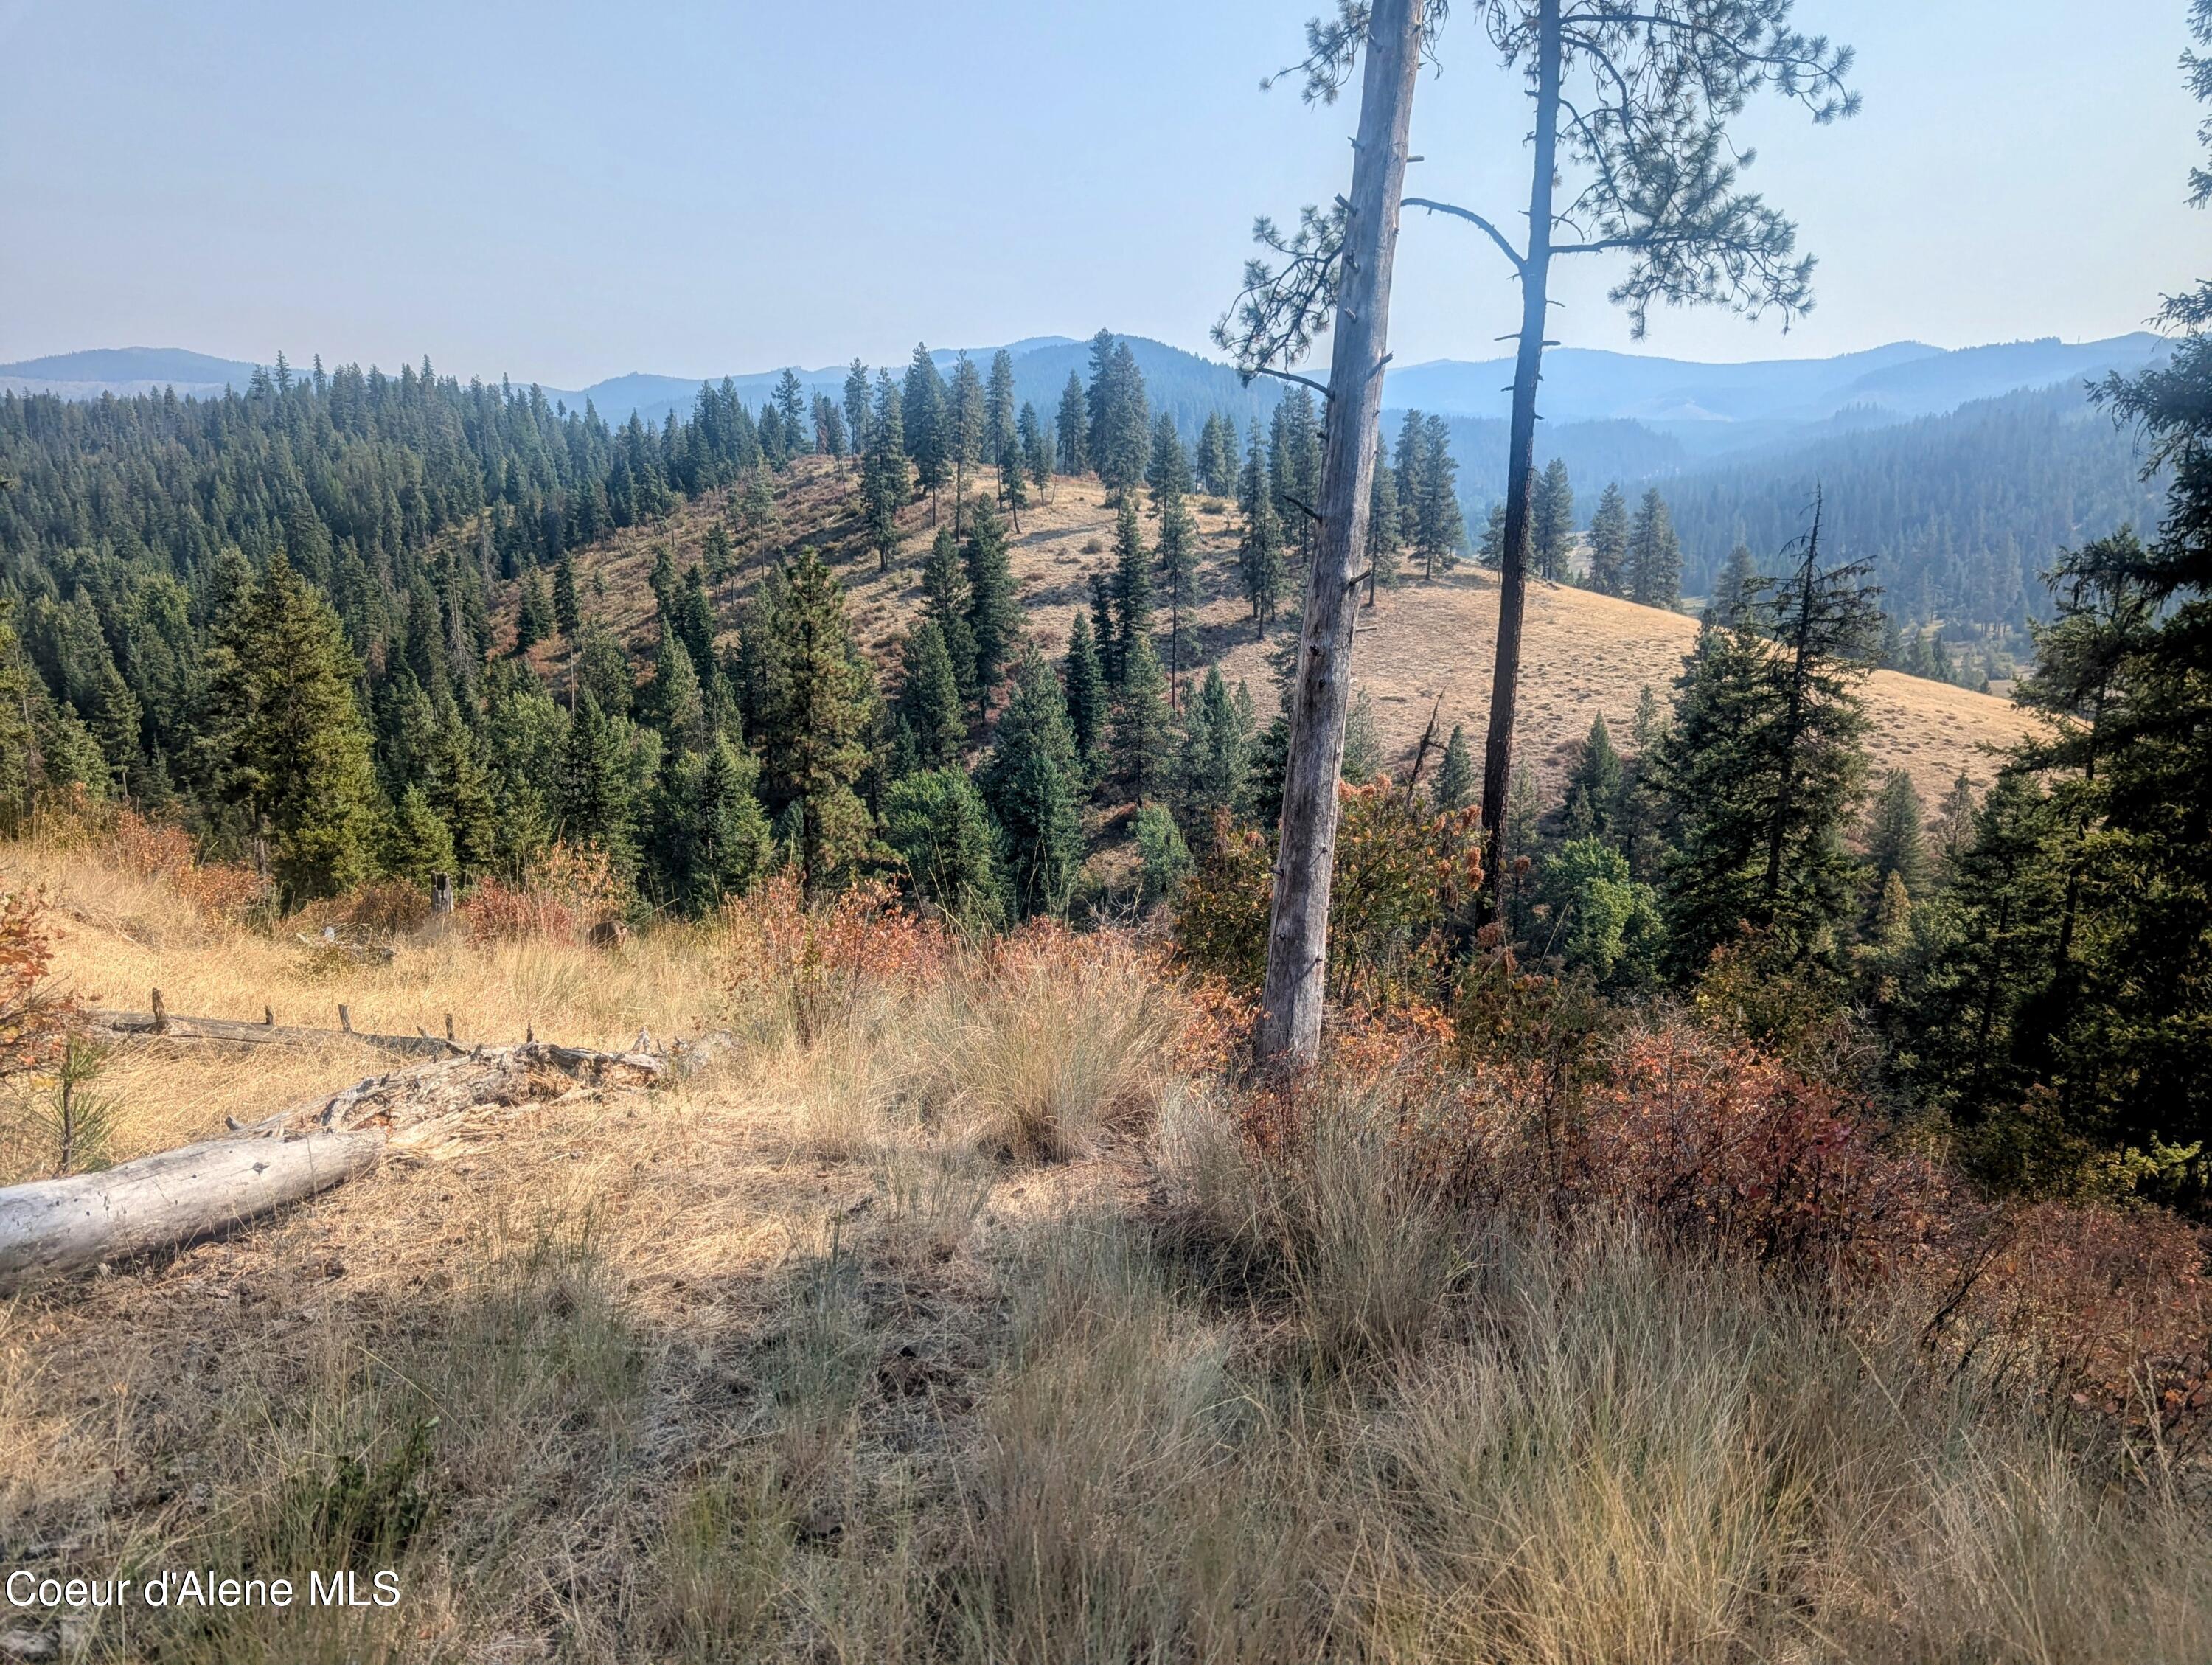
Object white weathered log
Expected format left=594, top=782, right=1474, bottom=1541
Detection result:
left=0, top=1133, right=382, bottom=1294
left=0, top=1039, right=668, bottom=1296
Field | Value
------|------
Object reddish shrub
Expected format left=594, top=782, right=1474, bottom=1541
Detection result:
left=721, top=874, right=947, bottom=1040
left=1569, top=1021, right=1947, bottom=1275
left=109, top=808, right=268, bottom=919
left=1937, top=1200, right=2212, bottom=1450
left=462, top=841, right=625, bottom=944
left=1, top=881, right=80, bottom=1082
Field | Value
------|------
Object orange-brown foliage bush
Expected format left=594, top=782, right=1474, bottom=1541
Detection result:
left=1938, top=1200, right=2212, bottom=1450
left=462, top=841, right=626, bottom=944
left=108, top=808, right=268, bottom=920
left=0, top=880, right=79, bottom=1082
left=1570, top=1021, right=1948, bottom=1276
left=722, top=873, right=947, bottom=1041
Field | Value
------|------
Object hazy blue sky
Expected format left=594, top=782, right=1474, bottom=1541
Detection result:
left=3, top=0, right=2207, bottom=384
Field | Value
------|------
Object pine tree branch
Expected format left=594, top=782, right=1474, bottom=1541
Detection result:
left=1402, top=197, right=1526, bottom=271
left=1251, top=366, right=1336, bottom=402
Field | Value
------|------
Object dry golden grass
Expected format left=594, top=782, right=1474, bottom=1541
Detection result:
left=3, top=840, right=2206, bottom=1663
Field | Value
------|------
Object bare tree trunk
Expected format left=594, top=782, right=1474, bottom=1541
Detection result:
left=1477, top=0, right=1561, bottom=924
left=0, top=1133, right=382, bottom=1293
left=1253, top=0, right=1426, bottom=1070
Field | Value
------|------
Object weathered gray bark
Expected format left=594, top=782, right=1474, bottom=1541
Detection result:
left=0, top=1133, right=382, bottom=1293
left=1476, top=0, right=1562, bottom=923
left=88, top=1007, right=457, bottom=1060
left=1254, top=0, right=1427, bottom=1068
left=0, top=1040, right=671, bottom=1296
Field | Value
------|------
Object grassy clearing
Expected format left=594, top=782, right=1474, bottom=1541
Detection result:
left=1, top=844, right=2206, bottom=1662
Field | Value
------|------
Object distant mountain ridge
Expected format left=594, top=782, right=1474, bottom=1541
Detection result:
left=1382, top=334, right=2165, bottom=431
left=7, top=332, right=2165, bottom=442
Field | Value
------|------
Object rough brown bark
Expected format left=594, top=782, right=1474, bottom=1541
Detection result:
left=1477, top=0, right=1562, bottom=924
left=1254, top=0, right=1427, bottom=1068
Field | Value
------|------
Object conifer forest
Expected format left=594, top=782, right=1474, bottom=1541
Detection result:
left=4, top=4, right=2212, bottom=1661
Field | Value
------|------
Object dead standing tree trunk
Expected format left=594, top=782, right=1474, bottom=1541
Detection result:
left=1255, top=0, right=1427, bottom=1069
left=1473, top=0, right=1560, bottom=925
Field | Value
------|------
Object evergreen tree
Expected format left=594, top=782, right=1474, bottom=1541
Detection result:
left=204, top=550, right=378, bottom=899
left=1498, top=759, right=1546, bottom=943
left=1086, top=331, right=1152, bottom=502
left=381, top=784, right=455, bottom=887
left=555, top=688, right=639, bottom=871
left=1651, top=525, right=1878, bottom=970
left=574, top=619, right=634, bottom=718
left=1147, top=414, right=1192, bottom=510
left=842, top=358, right=873, bottom=459
left=1055, top=372, right=1089, bottom=475
left=552, top=553, right=580, bottom=639
left=1236, top=429, right=1288, bottom=630
left=903, top=343, right=948, bottom=519
left=424, top=699, right=498, bottom=877
left=650, top=734, right=772, bottom=915
left=1558, top=714, right=1624, bottom=844
left=673, top=563, right=717, bottom=683
left=514, top=570, right=552, bottom=655
left=1539, top=837, right=1667, bottom=989
left=1863, top=768, right=1930, bottom=897
left=1111, top=632, right=1173, bottom=804
left=1887, top=772, right=2066, bottom=1127
left=985, top=349, right=1018, bottom=459
left=947, top=351, right=986, bottom=529
left=1267, top=388, right=1324, bottom=569
left=893, top=621, right=966, bottom=774
left=1628, top=487, right=1685, bottom=610
left=645, top=620, right=708, bottom=751
left=1133, top=803, right=1194, bottom=906
left=1089, top=573, right=1121, bottom=689
left=962, top=494, right=1020, bottom=699
left=1532, top=458, right=1575, bottom=582
left=1197, top=412, right=1239, bottom=498
left=999, top=432, right=1029, bottom=529
left=811, top=392, right=846, bottom=458
left=755, top=547, right=880, bottom=894
left=1158, top=502, right=1200, bottom=702
left=978, top=647, right=1083, bottom=917
left=1932, top=771, right=1978, bottom=877
left=1365, top=442, right=1402, bottom=599
left=1414, top=415, right=1465, bottom=577
left=1711, top=541, right=1761, bottom=628
left=1110, top=498, right=1153, bottom=678
left=1477, top=502, right=1508, bottom=570
left=1062, top=608, right=1108, bottom=777
left=1432, top=722, right=1475, bottom=813
left=773, top=369, right=807, bottom=441
left=1176, top=666, right=1254, bottom=830
left=1017, top=402, right=1051, bottom=500
left=919, top=528, right=980, bottom=704
left=1340, top=690, right=1382, bottom=784
left=863, top=369, right=908, bottom=570
left=702, top=521, right=736, bottom=585
left=883, top=767, right=1004, bottom=925
left=1586, top=483, right=1631, bottom=597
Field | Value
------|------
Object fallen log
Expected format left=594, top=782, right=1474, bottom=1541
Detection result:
left=88, top=1007, right=458, bottom=1060
left=0, top=1133, right=382, bottom=1293
left=0, top=1040, right=667, bottom=1297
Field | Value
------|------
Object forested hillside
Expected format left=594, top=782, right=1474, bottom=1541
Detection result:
left=1662, top=383, right=2165, bottom=628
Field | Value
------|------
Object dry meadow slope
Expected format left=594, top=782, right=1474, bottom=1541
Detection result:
left=3, top=844, right=2208, bottom=1663
left=524, top=457, right=2032, bottom=807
